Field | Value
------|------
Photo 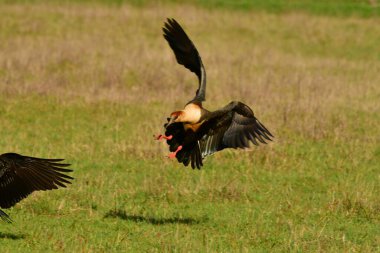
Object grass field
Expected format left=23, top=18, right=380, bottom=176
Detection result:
left=0, top=1, right=379, bottom=252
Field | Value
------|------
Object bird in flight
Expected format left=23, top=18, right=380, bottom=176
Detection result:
left=0, top=153, right=73, bottom=222
left=155, top=18, right=273, bottom=169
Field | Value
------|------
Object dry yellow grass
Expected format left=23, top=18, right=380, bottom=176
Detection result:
left=1, top=3, right=379, bottom=137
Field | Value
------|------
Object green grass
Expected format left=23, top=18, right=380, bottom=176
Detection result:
left=0, top=97, right=378, bottom=252
left=203, top=0, right=380, bottom=17
left=0, top=1, right=379, bottom=252
left=1, top=0, right=380, bottom=17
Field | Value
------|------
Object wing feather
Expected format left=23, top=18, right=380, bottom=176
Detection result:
left=198, top=102, right=273, bottom=159
left=0, top=209, right=12, bottom=223
left=163, top=18, right=207, bottom=102
left=0, top=153, right=73, bottom=209
left=190, top=151, right=196, bottom=169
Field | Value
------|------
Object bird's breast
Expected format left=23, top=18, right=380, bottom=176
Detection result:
left=182, top=103, right=202, bottom=124
left=184, top=121, right=204, bottom=132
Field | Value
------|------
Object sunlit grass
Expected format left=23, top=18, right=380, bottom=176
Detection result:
left=0, top=2, right=379, bottom=252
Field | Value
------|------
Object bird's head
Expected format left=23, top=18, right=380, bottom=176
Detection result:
left=167, top=111, right=184, bottom=125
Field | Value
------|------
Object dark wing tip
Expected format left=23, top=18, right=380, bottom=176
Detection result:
left=0, top=152, right=74, bottom=189
left=0, top=210, right=12, bottom=223
left=165, top=18, right=179, bottom=28
left=163, top=18, right=180, bottom=36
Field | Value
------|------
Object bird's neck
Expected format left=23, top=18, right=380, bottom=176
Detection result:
left=181, top=103, right=202, bottom=124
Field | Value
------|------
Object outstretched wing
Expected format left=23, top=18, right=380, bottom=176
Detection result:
left=0, top=153, right=73, bottom=209
left=163, top=18, right=207, bottom=102
left=198, top=101, right=273, bottom=158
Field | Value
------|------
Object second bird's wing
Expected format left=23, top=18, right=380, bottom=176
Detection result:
left=0, top=153, right=73, bottom=209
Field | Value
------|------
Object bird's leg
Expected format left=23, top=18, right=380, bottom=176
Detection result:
left=168, top=145, right=182, bottom=159
left=154, top=134, right=173, bottom=141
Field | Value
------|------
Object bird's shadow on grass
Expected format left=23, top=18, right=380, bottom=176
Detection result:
left=104, top=209, right=207, bottom=225
left=0, top=232, right=25, bottom=240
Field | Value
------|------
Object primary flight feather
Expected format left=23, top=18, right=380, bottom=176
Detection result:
left=0, top=153, right=73, bottom=222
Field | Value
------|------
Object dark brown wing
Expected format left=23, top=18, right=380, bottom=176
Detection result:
left=163, top=18, right=206, bottom=103
left=198, top=101, right=273, bottom=158
left=0, top=153, right=73, bottom=209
